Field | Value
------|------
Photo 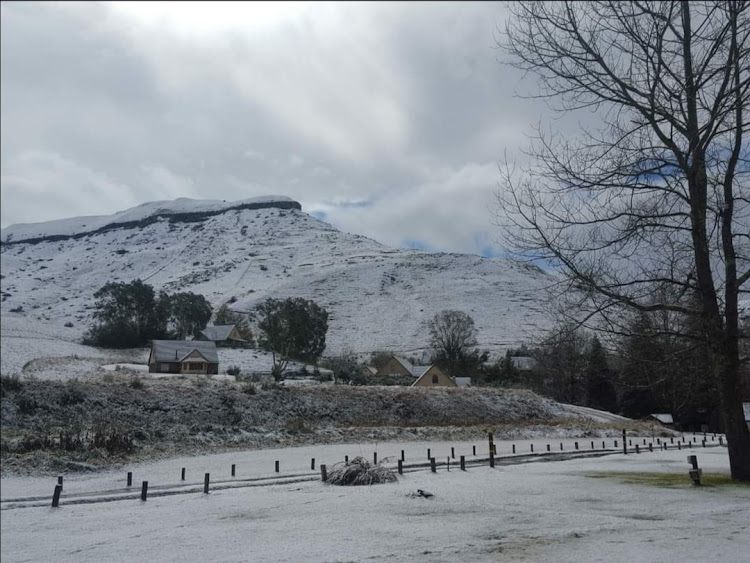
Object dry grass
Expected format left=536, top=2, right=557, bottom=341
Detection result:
left=326, top=456, right=398, bottom=486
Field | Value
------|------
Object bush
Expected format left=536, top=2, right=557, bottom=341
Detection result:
left=242, top=383, right=257, bottom=395
left=0, top=374, right=23, bottom=395
left=59, top=382, right=86, bottom=406
left=226, top=365, right=242, bottom=376
left=326, top=457, right=398, bottom=486
left=129, top=377, right=145, bottom=390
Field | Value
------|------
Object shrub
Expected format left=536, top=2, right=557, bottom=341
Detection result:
left=10, top=306, right=23, bottom=313
left=226, top=365, right=242, bottom=376
left=0, top=374, right=23, bottom=395
left=242, top=383, right=257, bottom=395
left=59, top=381, right=86, bottom=406
left=129, top=377, right=145, bottom=390
left=15, top=392, right=38, bottom=415
left=64, top=321, right=74, bottom=328
left=326, top=457, right=398, bottom=486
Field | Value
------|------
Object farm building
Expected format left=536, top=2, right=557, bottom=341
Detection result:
left=411, top=365, right=457, bottom=387
left=648, top=413, right=675, bottom=428
left=148, top=340, right=219, bottom=375
left=197, top=325, right=246, bottom=347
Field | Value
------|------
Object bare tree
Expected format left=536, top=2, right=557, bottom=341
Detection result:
left=497, top=1, right=750, bottom=479
left=428, top=310, right=479, bottom=375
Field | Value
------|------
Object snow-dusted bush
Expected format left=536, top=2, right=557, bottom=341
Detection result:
left=326, top=456, right=398, bottom=486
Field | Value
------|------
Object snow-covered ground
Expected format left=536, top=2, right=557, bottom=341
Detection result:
left=2, top=439, right=745, bottom=562
left=1, top=197, right=555, bottom=358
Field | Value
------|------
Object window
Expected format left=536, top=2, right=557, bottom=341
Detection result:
left=184, top=362, right=206, bottom=372
left=432, top=374, right=439, bottom=384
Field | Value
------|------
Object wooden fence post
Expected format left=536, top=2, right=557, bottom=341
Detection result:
left=460, top=455, right=465, bottom=471
left=430, top=458, right=436, bottom=473
left=311, top=458, right=316, bottom=470
left=547, top=444, right=551, bottom=452
left=512, top=444, right=516, bottom=454
left=181, top=468, right=186, bottom=481
left=398, top=460, right=403, bottom=475
left=204, top=473, right=210, bottom=494
left=401, top=450, right=405, bottom=462
left=320, top=464, right=327, bottom=482
left=530, top=444, right=534, bottom=453
left=427, top=448, right=431, bottom=460
left=575, top=442, right=579, bottom=450
left=489, top=452, right=495, bottom=468
left=275, top=461, right=279, bottom=473
left=141, top=481, right=148, bottom=501
left=232, top=464, right=236, bottom=477
left=374, top=452, right=378, bottom=465
left=127, top=472, right=132, bottom=487
left=52, top=485, right=62, bottom=507
left=345, top=455, right=349, bottom=465
left=635, top=445, right=640, bottom=454
left=451, top=447, right=455, bottom=459
left=58, top=476, right=63, bottom=491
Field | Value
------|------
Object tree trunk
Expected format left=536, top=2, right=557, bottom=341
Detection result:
left=717, top=360, right=750, bottom=480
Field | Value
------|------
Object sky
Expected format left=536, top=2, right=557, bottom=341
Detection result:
left=0, top=1, right=572, bottom=257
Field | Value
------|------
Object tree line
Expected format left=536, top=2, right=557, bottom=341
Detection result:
left=83, top=279, right=328, bottom=382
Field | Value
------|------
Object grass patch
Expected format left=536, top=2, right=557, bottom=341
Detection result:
left=587, top=471, right=750, bottom=489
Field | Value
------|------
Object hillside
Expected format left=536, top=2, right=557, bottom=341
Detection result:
left=0, top=196, right=553, bottom=360
left=0, top=376, right=643, bottom=474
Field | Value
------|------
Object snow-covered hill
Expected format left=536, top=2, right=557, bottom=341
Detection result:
left=0, top=196, right=553, bottom=357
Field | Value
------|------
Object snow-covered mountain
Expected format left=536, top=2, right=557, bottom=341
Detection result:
left=0, top=196, right=553, bottom=356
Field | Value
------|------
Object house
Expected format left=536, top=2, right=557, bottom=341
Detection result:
left=648, top=413, right=675, bottom=427
left=374, top=356, right=419, bottom=378
left=148, top=340, right=219, bottom=375
left=510, top=356, right=537, bottom=371
left=411, top=365, right=457, bottom=387
left=361, top=366, right=378, bottom=379
left=197, top=325, right=246, bottom=347
left=454, top=377, right=472, bottom=387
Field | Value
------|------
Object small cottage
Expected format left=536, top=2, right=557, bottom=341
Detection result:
left=148, top=340, right=219, bottom=375
left=411, top=365, right=457, bottom=387
left=197, top=325, right=246, bottom=347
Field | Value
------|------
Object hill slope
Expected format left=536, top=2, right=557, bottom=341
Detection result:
left=0, top=196, right=553, bottom=357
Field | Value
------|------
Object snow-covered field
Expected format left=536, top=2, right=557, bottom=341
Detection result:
left=2, top=439, right=746, bottom=562
left=1, top=313, right=318, bottom=380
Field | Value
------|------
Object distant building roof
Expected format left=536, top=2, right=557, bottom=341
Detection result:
left=510, top=356, right=536, bottom=371
left=151, top=340, right=219, bottom=364
left=649, top=413, right=674, bottom=424
left=454, top=377, right=472, bottom=387
left=200, top=325, right=244, bottom=342
left=410, top=365, right=431, bottom=377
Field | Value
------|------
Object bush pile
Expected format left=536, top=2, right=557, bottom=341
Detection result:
left=326, top=456, right=397, bottom=486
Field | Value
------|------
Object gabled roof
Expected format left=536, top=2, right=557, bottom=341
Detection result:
left=365, top=366, right=378, bottom=375
left=410, top=365, right=431, bottom=377
left=393, top=356, right=415, bottom=371
left=151, top=340, right=219, bottom=364
left=411, top=365, right=457, bottom=387
left=649, top=413, right=674, bottom=424
left=200, top=325, right=244, bottom=342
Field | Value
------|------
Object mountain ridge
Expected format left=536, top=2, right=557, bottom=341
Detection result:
left=0, top=196, right=554, bottom=356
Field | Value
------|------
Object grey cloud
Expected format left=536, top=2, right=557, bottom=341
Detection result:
left=1, top=1, right=563, bottom=256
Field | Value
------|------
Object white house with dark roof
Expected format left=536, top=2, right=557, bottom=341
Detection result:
left=148, top=340, right=219, bottom=375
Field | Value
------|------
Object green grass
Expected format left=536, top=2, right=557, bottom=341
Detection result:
left=586, top=471, right=750, bottom=489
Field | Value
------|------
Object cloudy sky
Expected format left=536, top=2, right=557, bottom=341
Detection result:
left=1, top=1, right=563, bottom=256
